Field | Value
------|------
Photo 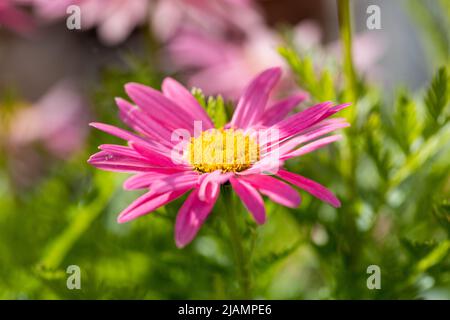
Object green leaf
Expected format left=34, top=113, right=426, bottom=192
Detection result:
left=389, top=123, right=450, bottom=189
left=415, top=240, right=450, bottom=273
left=400, top=238, right=438, bottom=259
left=278, top=47, right=336, bottom=102
left=392, top=91, right=421, bottom=153
left=254, top=240, right=302, bottom=273
left=425, top=67, right=449, bottom=124
left=36, top=172, right=117, bottom=274
left=192, top=88, right=228, bottom=128
left=433, top=200, right=450, bottom=234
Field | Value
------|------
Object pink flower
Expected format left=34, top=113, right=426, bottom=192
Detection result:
left=8, top=80, right=88, bottom=158
left=167, top=26, right=288, bottom=100
left=0, top=0, right=34, bottom=34
left=151, top=0, right=263, bottom=42
left=26, top=0, right=149, bottom=45
left=167, top=18, right=384, bottom=100
left=88, top=67, right=349, bottom=248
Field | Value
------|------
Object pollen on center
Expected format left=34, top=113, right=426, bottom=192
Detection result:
left=186, top=128, right=260, bottom=173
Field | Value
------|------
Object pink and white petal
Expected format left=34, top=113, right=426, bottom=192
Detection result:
left=90, top=122, right=150, bottom=144
left=87, top=150, right=156, bottom=173
left=118, top=189, right=190, bottom=223
left=98, top=144, right=145, bottom=159
left=150, top=172, right=200, bottom=195
left=123, top=170, right=185, bottom=190
left=237, top=154, right=283, bottom=176
left=115, top=97, right=174, bottom=147
left=162, top=77, right=214, bottom=129
left=266, top=119, right=349, bottom=155
left=230, top=177, right=266, bottom=224
left=129, top=141, right=185, bottom=168
left=198, top=170, right=231, bottom=202
left=281, top=135, right=342, bottom=160
left=175, top=188, right=219, bottom=248
left=272, top=102, right=334, bottom=141
left=277, top=169, right=341, bottom=208
left=258, top=93, right=308, bottom=127
left=125, top=83, right=196, bottom=132
left=230, top=67, right=282, bottom=129
left=240, top=175, right=301, bottom=208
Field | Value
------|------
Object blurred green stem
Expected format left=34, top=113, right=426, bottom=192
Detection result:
left=337, top=0, right=358, bottom=106
left=337, top=0, right=358, bottom=200
left=222, top=187, right=252, bottom=299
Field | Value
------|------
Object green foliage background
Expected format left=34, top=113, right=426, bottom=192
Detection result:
left=0, top=0, right=449, bottom=299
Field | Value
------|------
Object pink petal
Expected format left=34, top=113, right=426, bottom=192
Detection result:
left=230, top=67, right=282, bottom=129
left=175, top=188, right=219, bottom=248
left=281, top=135, right=342, bottom=160
left=230, top=176, right=266, bottom=224
left=265, top=118, right=349, bottom=156
left=277, top=169, right=341, bottom=208
left=270, top=102, right=350, bottom=143
left=115, top=97, right=174, bottom=147
left=123, top=169, right=187, bottom=190
left=125, top=83, right=196, bottom=132
left=272, top=102, right=333, bottom=141
left=129, top=141, right=185, bottom=168
left=98, top=144, right=143, bottom=158
left=258, top=93, right=308, bottom=127
left=89, top=122, right=149, bottom=144
left=87, top=150, right=156, bottom=173
left=240, top=175, right=301, bottom=208
left=198, top=170, right=231, bottom=202
left=162, top=77, right=214, bottom=129
left=118, top=189, right=190, bottom=223
left=150, top=172, right=200, bottom=195
left=0, top=4, right=34, bottom=34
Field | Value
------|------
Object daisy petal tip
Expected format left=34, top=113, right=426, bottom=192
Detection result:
left=332, top=199, right=341, bottom=208
left=268, top=66, right=282, bottom=75
left=117, top=215, right=129, bottom=224
left=161, top=77, right=177, bottom=88
left=124, top=82, right=145, bottom=96
left=114, top=97, right=127, bottom=105
left=88, top=122, right=101, bottom=128
left=256, top=215, right=267, bottom=225
left=175, top=235, right=189, bottom=249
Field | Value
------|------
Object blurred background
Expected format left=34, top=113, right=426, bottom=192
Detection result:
left=0, top=0, right=449, bottom=299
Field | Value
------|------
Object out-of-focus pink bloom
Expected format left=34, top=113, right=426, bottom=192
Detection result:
left=88, top=67, right=349, bottom=247
left=168, top=18, right=385, bottom=100
left=151, top=0, right=263, bottom=42
left=168, top=26, right=291, bottom=100
left=25, top=0, right=149, bottom=45
left=0, top=0, right=34, bottom=34
left=8, top=80, right=88, bottom=158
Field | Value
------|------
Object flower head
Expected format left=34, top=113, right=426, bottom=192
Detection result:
left=88, top=67, right=350, bottom=248
left=25, top=0, right=149, bottom=45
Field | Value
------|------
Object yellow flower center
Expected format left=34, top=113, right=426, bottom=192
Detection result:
left=186, top=128, right=260, bottom=173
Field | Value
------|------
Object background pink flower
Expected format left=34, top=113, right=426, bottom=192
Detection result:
left=8, top=80, right=88, bottom=158
left=25, top=0, right=149, bottom=45
left=0, top=0, right=34, bottom=34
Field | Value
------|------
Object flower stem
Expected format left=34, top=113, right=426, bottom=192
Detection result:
left=222, top=186, right=252, bottom=299
left=337, top=0, right=359, bottom=200
left=337, top=0, right=358, bottom=105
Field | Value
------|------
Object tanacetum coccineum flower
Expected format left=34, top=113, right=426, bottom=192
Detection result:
left=88, top=67, right=350, bottom=248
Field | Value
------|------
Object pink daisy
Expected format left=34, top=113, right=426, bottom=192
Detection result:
left=24, top=0, right=149, bottom=46
left=88, top=67, right=349, bottom=248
